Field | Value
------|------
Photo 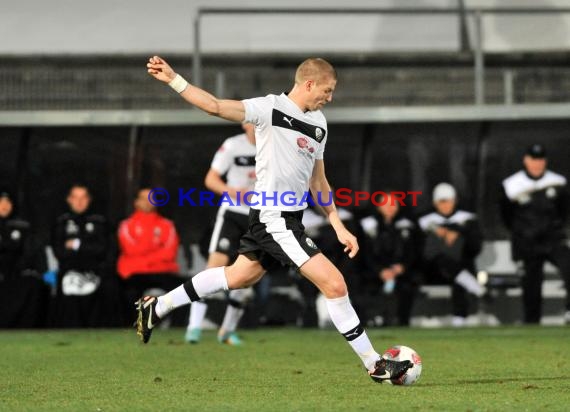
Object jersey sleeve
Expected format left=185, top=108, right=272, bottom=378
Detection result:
left=315, top=136, right=327, bottom=160
left=242, top=95, right=273, bottom=126
left=210, top=138, right=234, bottom=175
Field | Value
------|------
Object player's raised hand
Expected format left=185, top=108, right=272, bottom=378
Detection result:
left=146, top=56, right=177, bottom=83
left=337, top=228, right=359, bottom=258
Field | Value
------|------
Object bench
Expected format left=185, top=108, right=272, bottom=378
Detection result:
left=414, top=240, right=567, bottom=325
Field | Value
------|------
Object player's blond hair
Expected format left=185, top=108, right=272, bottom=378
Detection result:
left=295, top=58, right=337, bottom=85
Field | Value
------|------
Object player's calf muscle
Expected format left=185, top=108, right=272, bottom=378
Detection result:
left=224, top=259, right=264, bottom=289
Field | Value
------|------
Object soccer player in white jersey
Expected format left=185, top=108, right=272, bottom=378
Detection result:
left=138, top=56, right=412, bottom=382
left=185, top=122, right=256, bottom=345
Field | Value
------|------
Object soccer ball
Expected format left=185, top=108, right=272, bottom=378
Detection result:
left=382, top=345, right=422, bottom=385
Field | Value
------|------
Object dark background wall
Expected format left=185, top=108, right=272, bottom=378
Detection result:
left=1, top=119, right=569, bottom=254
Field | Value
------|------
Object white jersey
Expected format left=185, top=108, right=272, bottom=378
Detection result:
left=211, top=133, right=257, bottom=215
left=242, top=93, right=328, bottom=211
left=502, top=170, right=567, bottom=204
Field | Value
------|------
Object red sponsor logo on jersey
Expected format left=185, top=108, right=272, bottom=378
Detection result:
left=297, top=137, right=309, bottom=148
left=297, top=136, right=315, bottom=155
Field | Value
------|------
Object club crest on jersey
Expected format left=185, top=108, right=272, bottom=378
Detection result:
left=546, top=187, right=557, bottom=198
left=315, top=128, right=323, bottom=140
left=66, top=220, right=79, bottom=235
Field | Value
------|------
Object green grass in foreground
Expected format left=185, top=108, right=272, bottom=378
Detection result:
left=0, top=327, right=569, bottom=411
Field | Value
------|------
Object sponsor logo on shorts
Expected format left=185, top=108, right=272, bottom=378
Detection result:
left=305, top=237, right=317, bottom=249
left=219, top=237, right=230, bottom=251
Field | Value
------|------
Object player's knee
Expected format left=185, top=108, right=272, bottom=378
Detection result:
left=325, top=279, right=348, bottom=298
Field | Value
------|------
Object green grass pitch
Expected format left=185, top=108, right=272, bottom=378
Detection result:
left=1, top=327, right=569, bottom=411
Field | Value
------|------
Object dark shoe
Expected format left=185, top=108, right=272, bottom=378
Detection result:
left=135, top=296, right=160, bottom=344
left=368, top=357, right=413, bottom=383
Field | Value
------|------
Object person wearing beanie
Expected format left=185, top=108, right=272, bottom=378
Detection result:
left=419, top=183, right=484, bottom=327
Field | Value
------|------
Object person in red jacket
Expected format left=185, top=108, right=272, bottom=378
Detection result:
left=118, top=188, right=183, bottom=320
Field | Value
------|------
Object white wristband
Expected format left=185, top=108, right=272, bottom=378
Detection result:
left=168, top=74, right=189, bottom=93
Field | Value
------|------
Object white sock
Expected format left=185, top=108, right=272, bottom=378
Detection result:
left=156, top=285, right=191, bottom=318
left=219, top=288, right=250, bottom=334
left=220, top=306, right=244, bottom=334
left=326, top=294, right=380, bottom=370
left=455, top=269, right=484, bottom=297
left=188, top=301, right=208, bottom=331
left=192, top=266, right=229, bottom=297
left=156, top=267, right=228, bottom=318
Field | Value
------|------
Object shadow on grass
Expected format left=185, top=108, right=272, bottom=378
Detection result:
left=419, top=376, right=570, bottom=387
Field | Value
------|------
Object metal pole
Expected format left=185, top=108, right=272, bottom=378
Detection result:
left=458, top=0, right=470, bottom=52
left=503, top=69, right=514, bottom=105
left=215, top=71, right=226, bottom=98
left=126, top=125, right=139, bottom=214
left=359, top=125, right=375, bottom=193
left=474, top=11, right=485, bottom=105
left=16, top=127, right=31, bottom=217
left=193, top=12, right=202, bottom=87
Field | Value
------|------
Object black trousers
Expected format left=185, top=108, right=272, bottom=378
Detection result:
left=52, top=271, right=125, bottom=328
left=373, top=277, right=419, bottom=326
left=520, top=243, right=570, bottom=324
left=426, top=256, right=471, bottom=318
left=0, top=275, right=49, bottom=328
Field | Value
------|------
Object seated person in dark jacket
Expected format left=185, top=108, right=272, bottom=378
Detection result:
left=360, top=192, right=420, bottom=326
left=418, top=183, right=484, bottom=327
left=0, top=189, right=47, bottom=328
left=52, top=184, right=110, bottom=327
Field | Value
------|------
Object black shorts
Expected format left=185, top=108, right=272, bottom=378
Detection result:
left=238, top=209, right=321, bottom=271
left=209, top=209, right=250, bottom=261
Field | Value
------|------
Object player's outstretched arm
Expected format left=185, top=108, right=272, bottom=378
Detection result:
left=146, top=55, right=245, bottom=123
left=310, top=160, right=359, bottom=258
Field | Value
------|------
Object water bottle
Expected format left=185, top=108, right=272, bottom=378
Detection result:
left=383, top=279, right=395, bottom=294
